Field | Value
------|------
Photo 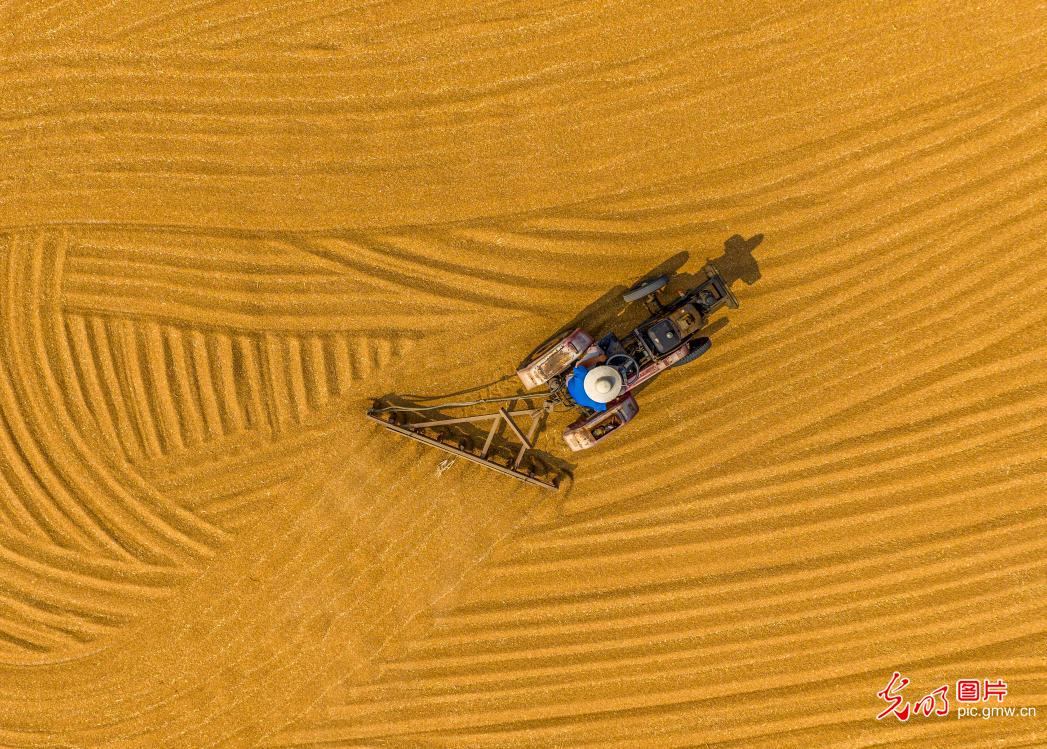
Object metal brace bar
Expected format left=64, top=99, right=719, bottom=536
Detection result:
left=413, top=409, right=539, bottom=429
left=514, top=408, right=545, bottom=468
left=499, top=407, right=532, bottom=450
left=480, top=416, right=500, bottom=458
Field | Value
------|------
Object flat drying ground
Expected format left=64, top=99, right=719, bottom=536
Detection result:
left=0, top=1, right=1044, bottom=747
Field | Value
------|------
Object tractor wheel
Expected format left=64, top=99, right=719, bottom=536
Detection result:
left=623, top=275, right=669, bottom=303
left=671, top=337, right=711, bottom=368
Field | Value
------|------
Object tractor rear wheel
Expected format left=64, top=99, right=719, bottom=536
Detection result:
left=671, top=337, right=711, bottom=368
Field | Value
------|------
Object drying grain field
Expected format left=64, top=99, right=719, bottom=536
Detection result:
left=0, top=1, right=1045, bottom=747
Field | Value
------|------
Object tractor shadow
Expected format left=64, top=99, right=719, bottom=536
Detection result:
left=659, top=232, right=763, bottom=301
left=712, top=232, right=763, bottom=286
left=518, top=233, right=764, bottom=367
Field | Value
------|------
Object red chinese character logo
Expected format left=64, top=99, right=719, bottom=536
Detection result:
left=877, top=672, right=950, bottom=721
left=956, top=679, right=980, bottom=702
left=984, top=679, right=1007, bottom=702
left=878, top=672, right=912, bottom=721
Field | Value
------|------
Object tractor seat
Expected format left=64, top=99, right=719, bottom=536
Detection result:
left=645, top=319, right=681, bottom=354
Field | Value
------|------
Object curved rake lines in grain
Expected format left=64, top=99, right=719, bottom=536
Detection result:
left=527, top=27, right=1047, bottom=216
left=4, top=19, right=1042, bottom=234
left=0, top=46, right=641, bottom=134
left=0, top=6, right=1039, bottom=749
left=141, top=406, right=356, bottom=533
left=168, top=0, right=603, bottom=52
left=35, top=247, right=431, bottom=657
left=26, top=195, right=1038, bottom=745
left=381, top=587, right=1043, bottom=701
left=331, top=533, right=1047, bottom=695
left=470, top=79, right=1047, bottom=294
left=204, top=0, right=823, bottom=70
left=281, top=189, right=1044, bottom=744
left=284, top=232, right=587, bottom=319
left=59, top=228, right=432, bottom=459
left=481, top=28, right=1047, bottom=231
left=0, top=527, right=188, bottom=662
left=0, top=237, right=129, bottom=555
left=3, top=232, right=232, bottom=560
left=284, top=670, right=1034, bottom=749
left=395, top=588, right=1044, bottom=702
left=418, top=83, right=1047, bottom=370
left=60, top=232, right=464, bottom=354
left=283, top=562, right=1046, bottom=739
left=65, top=251, right=375, bottom=298
left=504, top=417, right=1047, bottom=583
left=0, top=314, right=536, bottom=720
left=276, top=616, right=1044, bottom=746
left=281, top=654, right=1044, bottom=748
left=454, top=464, right=1047, bottom=625
left=62, top=315, right=393, bottom=460
left=488, top=70, right=1047, bottom=247
left=0, top=41, right=1013, bottom=231
left=388, top=227, right=657, bottom=331
left=649, top=321, right=1046, bottom=489
left=79, top=428, right=377, bottom=736
left=71, top=0, right=250, bottom=46
left=561, top=247, right=1043, bottom=533
left=742, top=328, right=1047, bottom=470
left=14, top=0, right=825, bottom=63
left=405, top=514, right=1047, bottom=662
left=330, top=326, right=1047, bottom=743
left=261, top=492, right=1021, bottom=733
left=0, top=33, right=988, bottom=155
left=470, top=476, right=1047, bottom=630
left=4, top=67, right=1038, bottom=259
left=102, top=409, right=538, bottom=748
left=268, top=79, right=1047, bottom=749
left=421, top=64, right=1039, bottom=242
left=13, top=234, right=227, bottom=560
left=475, top=475, right=1047, bottom=620
left=77, top=226, right=347, bottom=273
left=544, top=6, right=1032, bottom=164
left=0, top=231, right=244, bottom=662
left=1, top=231, right=225, bottom=564
left=198, top=0, right=623, bottom=53
left=200, top=1, right=575, bottom=53
left=64, top=230, right=394, bottom=305
left=62, top=265, right=441, bottom=336
left=0, top=422, right=374, bottom=744
left=696, top=703, right=1046, bottom=749
left=536, top=368, right=1047, bottom=575
left=0, top=2, right=833, bottom=123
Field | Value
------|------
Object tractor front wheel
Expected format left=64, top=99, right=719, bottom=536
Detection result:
left=623, top=275, right=669, bottom=303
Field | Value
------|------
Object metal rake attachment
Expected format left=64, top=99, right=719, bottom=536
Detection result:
left=366, top=396, right=560, bottom=490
